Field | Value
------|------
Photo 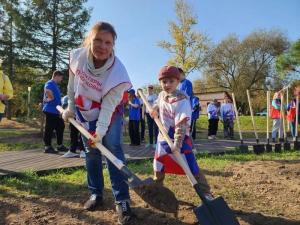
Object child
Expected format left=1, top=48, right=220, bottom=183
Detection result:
left=150, top=65, right=212, bottom=200
left=128, top=89, right=141, bottom=146
left=286, top=81, right=300, bottom=140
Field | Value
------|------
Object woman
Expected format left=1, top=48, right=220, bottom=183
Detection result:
left=62, top=22, right=132, bottom=225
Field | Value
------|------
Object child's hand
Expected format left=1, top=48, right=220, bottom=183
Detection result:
left=150, top=109, right=158, bottom=118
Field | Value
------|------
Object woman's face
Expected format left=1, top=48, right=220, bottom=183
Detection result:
left=91, top=30, right=114, bottom=63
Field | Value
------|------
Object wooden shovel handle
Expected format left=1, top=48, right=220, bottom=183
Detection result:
left=137, top=89, right=198, bottom=186
left=56, top=106, right=124, bottom=170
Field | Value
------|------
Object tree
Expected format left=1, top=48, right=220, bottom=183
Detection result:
left=276, top=39, right=300, bottom=78
left=20, top=0, right=91, bottom=72
left=158, top=0, right=209, bottom=75
left=205, top=30, right=289, bottom=108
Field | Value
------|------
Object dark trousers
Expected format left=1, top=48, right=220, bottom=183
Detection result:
left=43, top=112, right=65, bottom=146
left=129, top=120, right=140, bottom=145
left=208, top=118, right=219, bottom=136
left=146, top=113, right=158, bottom=144
left=191, top=119, right=198, bottom=140
left=140, top=118, right=145, bottom=141
left=70, top=123, right=84, bottom=152
left=223, top=118, right=234, bottom=138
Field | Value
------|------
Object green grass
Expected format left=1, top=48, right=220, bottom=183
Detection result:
left=1, top=151, right=299, bottom=199
left=0, top=142, right=43, bottom=152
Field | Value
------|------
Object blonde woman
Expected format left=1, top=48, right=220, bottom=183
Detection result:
left=62, top=22, right=132, bottom=224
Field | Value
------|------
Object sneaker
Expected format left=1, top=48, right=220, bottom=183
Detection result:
left=208, top=136, right=213, bottom=140
left=57, top=145, right=68, bottom=152
left=116, top=201, right=132, bottom=225
left=152, top=143, right=156, bottom=149
left=44, top=146, right=58, bottom=154
left=83, top=194, right=103, bottom=211
left=61, top=150, right=78, bottom=158
left=145, top=143, right=151, bottom=148
left=80, top=150, right=86, bottom=158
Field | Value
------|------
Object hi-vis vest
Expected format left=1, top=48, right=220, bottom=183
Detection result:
left=69, top=48, right=131, bottom=130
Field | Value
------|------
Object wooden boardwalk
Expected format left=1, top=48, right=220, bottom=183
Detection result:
left=0, top=138, right=262, bottom=177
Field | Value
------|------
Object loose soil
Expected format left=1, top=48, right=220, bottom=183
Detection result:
left=1, top=160, right=299, bottom=225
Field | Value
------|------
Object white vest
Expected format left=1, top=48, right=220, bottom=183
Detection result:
left=69, top=48, right=131, bottom=122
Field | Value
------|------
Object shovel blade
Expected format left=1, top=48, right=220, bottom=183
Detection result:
left=265, top=144, right=272, bottom=152
left=194, top=197, right=240, bottom=225
left=236, top=144, right=248, bottom=153
left=294, top=141, right=300, bottom=150
left=253, top=144, right=265, bottom=154
left=283, top=142, right=291, bottom=151
left=274, top=143, right=282, bottom=153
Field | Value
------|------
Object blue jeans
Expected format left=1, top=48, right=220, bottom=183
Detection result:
left=82, top=113, right=130, bottom=203
left=290, top=121, right=296, bottom=138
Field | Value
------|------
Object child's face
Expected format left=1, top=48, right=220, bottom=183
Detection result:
left=160, top=77, right=179, bottom=93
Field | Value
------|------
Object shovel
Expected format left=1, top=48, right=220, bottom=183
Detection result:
left=138, top=90, right=240, bottom=225
left=274, top=94, right=284, bottom=153
left=294, top=95, right=300, bottom=150
left=265, top=91, right=272, bottom=152
left=232, top=93, right=249, bottom=153
left=247, top=90, right=265, bottom=154
left=280, top=94, right=291, bottom=151
left=57, top=106, right=178, bottom=213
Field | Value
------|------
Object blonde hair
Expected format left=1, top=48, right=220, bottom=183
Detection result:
left=82, top=22, right=117, bottom=48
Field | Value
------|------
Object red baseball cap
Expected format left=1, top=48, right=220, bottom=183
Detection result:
left=158, top=65, right=180, bottom=81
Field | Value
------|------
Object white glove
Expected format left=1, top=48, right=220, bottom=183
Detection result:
left=62, top=108, right=74, bottom=122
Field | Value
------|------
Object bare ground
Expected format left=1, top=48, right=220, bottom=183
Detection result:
left=1, top=159, right=299, bottom=225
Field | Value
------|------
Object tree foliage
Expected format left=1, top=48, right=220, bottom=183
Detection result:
left=19, top=0, right=91, bottom=72
left=205, top=30, right=289, bottom=107
left=276, top=39, right=300, bottom=78
left=158, top=0, right=209, bottom=75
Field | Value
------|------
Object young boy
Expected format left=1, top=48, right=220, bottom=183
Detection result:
left=150, top=65, right=213, bottom=200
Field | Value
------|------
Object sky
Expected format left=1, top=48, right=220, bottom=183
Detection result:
left=85, top=0, right=300, bottom=89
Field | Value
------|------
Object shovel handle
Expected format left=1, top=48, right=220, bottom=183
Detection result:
left=296, top=95, right=299, bottom=138
left=246, top=90, right=259, bottom=141
left=231, top=93, right=243, bottom=141
left=56, top=106, right=125, bottom=170
left=137, top=89, right=198, bottom=186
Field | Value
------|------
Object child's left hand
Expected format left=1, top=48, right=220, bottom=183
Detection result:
left=171, top=146, right=180, bottom=153
left=150, top=109, right=158, bottom=119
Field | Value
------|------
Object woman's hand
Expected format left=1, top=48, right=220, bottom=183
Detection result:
left=88, top=133, right=103, bottom=148
left=62, top=109, right=74, bottom=121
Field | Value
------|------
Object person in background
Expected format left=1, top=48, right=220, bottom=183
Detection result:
left=43, top=70, right=68, bottom=154
left=286, top=81, right=300, bottom=140
left=128, top=89, right=141, bottom=146
left=61, top=95, right=85, bottom=158
left=207, top=99, right=220, bottom=139
left=0, top=60, right=13, bottom=122
left=271, top=92, right=283, bottom=142
left=145, top=85, right=158, bottom=149
left=150, top=65, right=213, bottom=201
left=137, top=91, right=145, bottom=143
left=62, top=22, right=133, bottom=224
left=220, top=95, right=235, bottom=139
left=191, top=96, right=201, bottom=140
left=178, top=67, right=193, bottom=103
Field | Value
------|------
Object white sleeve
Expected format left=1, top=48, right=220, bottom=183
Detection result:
left=96, top=83, right=127, bottom=137
left=67, top=70, right=75, bottom=112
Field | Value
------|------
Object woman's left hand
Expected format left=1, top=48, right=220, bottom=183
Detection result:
left=88, top=133, right=103, bottom=148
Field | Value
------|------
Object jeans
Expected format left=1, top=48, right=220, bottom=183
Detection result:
left=129, top=120, right=140, bottom=145
left=82, top=113, right=130, bottom=203
left=272, top=119, right=283, bottom=139
left=70, top=123, right=84, bottom=152
left=223, top=118, right=234, bottom=138
left=146, top=113, right=158, bottom=144
left=289, top=121, right=296, bottom=138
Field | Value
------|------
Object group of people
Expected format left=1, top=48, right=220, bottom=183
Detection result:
left=40, top=22, right=212, bottom=225
left=271, top=81, right=300, bottom=142
left=2, top=20, right=299, bottom=225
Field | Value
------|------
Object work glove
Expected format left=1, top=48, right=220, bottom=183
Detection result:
left=87, top=133, right=103, bottom=148
left=62, top=108, right=74, bottom=122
